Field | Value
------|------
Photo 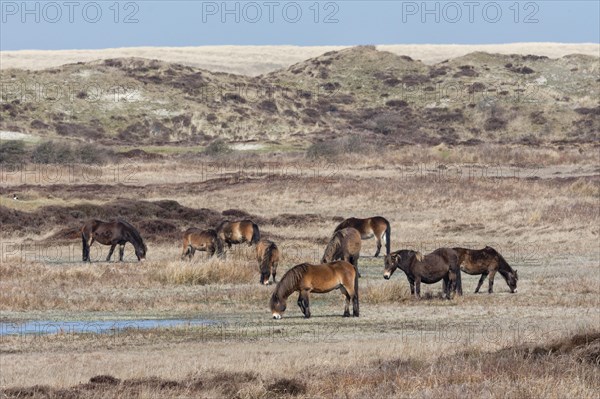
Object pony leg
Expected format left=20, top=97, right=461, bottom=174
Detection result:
left=118, top=244, right=125, bottom=262
left=456, top=269, right=463, bottom=296
left=352, top=294, right=359, bottom=317
left=475, top=273, right=488, bottom=293
left=352, top=287, right=359, bottom=317
left=414, top=277, right=421, bottom=299
left=374, top=238, right=382, bottom=258
left=446, top=275, right=456, bottom=299
left=106, top=244, right=116, bottom=262
left=271, top=262, right=277, bottom=283
left=349, top=255, right=361, bottom=278
left=407, top=277, right=415, bottom=296
left=339, top=286, right=351, bottom=317
left=487, top=270, right=497, bottom=294
left=181, top=242, right=190, bottom=260
left=83, top=236, right=95, bottom=262
left=181, top=246, right=190, bottom=260
left=82, top=234, right=89, bottom=262
left=297, top=291, right=310, bottom=318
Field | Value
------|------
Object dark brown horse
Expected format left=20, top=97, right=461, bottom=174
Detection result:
left=321, top=227, right=362, bottom=277
left=453, top=246, right=518, bottom=293
left=334, top=216, right=390, bottom=257
left=256, top=239, right=280, bottom=285
left=216, top=220, right=260, bottom=248
left=270, top=261, right=359, bottom=319
left=384, top=248, right=462, bottom=299
left=181, top=228, right=223, bottom=260
left=81, top=219, right=147, bottom=262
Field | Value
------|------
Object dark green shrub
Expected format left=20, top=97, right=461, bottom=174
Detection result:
left=0, top=140, right=27, bottom=164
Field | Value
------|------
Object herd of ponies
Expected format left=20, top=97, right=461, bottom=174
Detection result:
left=80, top=216, right=519, bottom=319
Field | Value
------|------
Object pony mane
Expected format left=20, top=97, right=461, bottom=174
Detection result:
left=274, top=263, right=309, bottom=299
left=482, top=246, right=515, bottom=282
left=118, top=219, right=146, bottom=250
left=322, top=232, right=341, bottom=262
left=215, top=220, right=229, bottom=232
left=492, top=249, right=514, bottom=274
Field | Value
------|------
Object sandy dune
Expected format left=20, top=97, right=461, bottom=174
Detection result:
left=1, top=43, right=598, bottom=75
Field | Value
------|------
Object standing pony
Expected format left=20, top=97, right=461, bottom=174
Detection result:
left=256, top=239, right=280, bottom=285
left=216, top=220, right=260, bottom=248
left=321, top=227, right=362, bottom=277
left=384, top=248, right=462, bottom=299
left=81, top=219, right=147, bottom=262
left=334, top=216, right=390, bottom=257
left=181, top=228, right=223, bottom=260
left=269, top=261, right=359, bottom=319
left=453, top=246, right=518, bottom=293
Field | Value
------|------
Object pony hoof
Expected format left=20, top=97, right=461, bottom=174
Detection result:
left=343, top=313, right=350, bottom=317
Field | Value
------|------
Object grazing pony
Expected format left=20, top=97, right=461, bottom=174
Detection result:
left=334, top=216, right=390, bottom=257
left=384, top=248, right=462, bottom=299
left=216, top=220, right=260, bottom=248
left=453, top=246, right=518, bottom=293
left=321, top=227, right=362, bottom=277
left=270, top=261, right=359, bottom=319
left=256, top=239, right=280, bottom=285
left=181, top=228, right=223, bottom=260
left=81, top=219, right=147, bottom=262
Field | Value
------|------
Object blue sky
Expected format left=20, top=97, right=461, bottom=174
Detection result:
left=1, top=1, right=599, bottom=50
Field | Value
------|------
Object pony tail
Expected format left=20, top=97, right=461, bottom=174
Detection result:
left=251, top=223, right=260, bottom=245
left=261, top=243, right=274, bottom=275
left=81, top=231, right=88, bottom=261
left=354, top=263, right=359, bottom=298
left=385, top=220, right=391, bottom=256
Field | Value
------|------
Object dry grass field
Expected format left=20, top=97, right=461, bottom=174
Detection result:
left=1, top=143, right=599, bottom=398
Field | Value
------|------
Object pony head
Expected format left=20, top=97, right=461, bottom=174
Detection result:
left=270, top=292, right=286, bottom=319
left=384, top=252, right=400, bottom=279
left=507, top=269, right=518, bottom=293
left=384, top=250, right=421, bottom=279
left=136, top=243, right=147, bottom=261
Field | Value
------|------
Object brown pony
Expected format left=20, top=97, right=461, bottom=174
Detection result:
left=384, top=248, right=462, bottom=299
left=216, top=220, right=260, bottom=248
left=453, top=246, right=518, bottom=293
left=321, top=227, right=362, bottom=277
left=270, top=261, right=359, bottom=319
left=181, top=228, right=223, bottom=260
left=81, top=219, right=147, bottom=262
left=256, top=239, right=280, bottom=285
left=334, top=216, right=390, bottom=257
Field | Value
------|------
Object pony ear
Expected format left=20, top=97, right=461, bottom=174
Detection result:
left=415, top=252, right=424, bottom=262
left=514, top=270, right=519, bottom=279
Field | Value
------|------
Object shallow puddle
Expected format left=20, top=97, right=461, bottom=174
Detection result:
left=0, top=318, right=216, bottom=336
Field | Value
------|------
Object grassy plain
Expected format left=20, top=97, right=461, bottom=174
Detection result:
left=0, top=145, right=598, bottom=397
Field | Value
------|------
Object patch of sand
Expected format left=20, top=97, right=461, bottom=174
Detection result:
left=1, top=43, right=598, bottom=75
